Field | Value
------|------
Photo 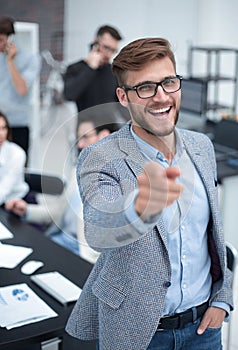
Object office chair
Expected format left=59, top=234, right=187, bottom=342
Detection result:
left=24, top=168, right=65, bottom=195
left=225, top=241, right=238, bottom=350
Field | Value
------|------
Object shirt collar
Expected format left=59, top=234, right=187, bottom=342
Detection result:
left=130, top=125, right=184, bottom=162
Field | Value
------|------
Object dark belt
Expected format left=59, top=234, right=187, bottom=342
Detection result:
left=157, top=301, right=208, bottom=330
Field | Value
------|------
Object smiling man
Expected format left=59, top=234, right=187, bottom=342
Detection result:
left=66, top=38, right=233, bottom=350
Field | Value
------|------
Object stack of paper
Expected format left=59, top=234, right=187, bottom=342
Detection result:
left=0, top=283, right=58, bottom=329
left=0, top=243, right=33, bottom=268
left=31, top=271, right=82, bottom=305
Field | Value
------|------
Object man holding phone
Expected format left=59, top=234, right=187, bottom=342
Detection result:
left=0, top=16, right=41, bottom=157
left=63, top=25, right=123, bottom=114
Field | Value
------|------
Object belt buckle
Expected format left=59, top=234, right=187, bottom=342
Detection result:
left=157, top=324, right=165, bottom=332
left=157, top=314, right=171, bottom=332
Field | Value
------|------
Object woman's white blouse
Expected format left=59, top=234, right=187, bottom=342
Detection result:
left=0, top=140, right=29, bottom=205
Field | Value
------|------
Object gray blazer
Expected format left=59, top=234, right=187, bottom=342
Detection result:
left=66, top=123, right=233, bottom=350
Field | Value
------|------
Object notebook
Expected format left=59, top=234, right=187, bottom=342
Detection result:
left=212, top=119, right=238, bottom=161
left=31, top=271, right=82, bottom=305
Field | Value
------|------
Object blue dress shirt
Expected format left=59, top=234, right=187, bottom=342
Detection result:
left=125, top=126, right=229, bottom=317
left=0, top=51, right=41, bottom=127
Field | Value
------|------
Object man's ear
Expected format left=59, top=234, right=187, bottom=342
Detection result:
left=116, top=87, right=128, bottom=107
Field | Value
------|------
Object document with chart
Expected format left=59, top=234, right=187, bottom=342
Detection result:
left=0, top=283, right=58, bottom=329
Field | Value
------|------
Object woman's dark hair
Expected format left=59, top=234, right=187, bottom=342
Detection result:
left=0, top=111, right=12, bottom=141
left=78, top=106, right=122, bottom=134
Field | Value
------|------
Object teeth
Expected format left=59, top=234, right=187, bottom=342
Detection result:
left=151, top=107, right=170, bottom=114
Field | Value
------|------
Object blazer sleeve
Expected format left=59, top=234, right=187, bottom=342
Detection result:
left=76, top=139, right=158, bottom=251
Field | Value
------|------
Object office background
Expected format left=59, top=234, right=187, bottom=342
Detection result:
left=2, top=0, right=238, bottom=91
left=2, top=0, right=238, bottom=248
left=1, top=2, right=238, bottom=348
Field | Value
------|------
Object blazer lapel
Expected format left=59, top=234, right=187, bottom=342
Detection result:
left=118, top=123, right=146, bottom=177
left=117, top=124, right=169, bottom=247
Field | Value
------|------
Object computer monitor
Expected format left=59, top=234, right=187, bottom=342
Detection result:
left=213, top=119, right=238, bottom=150
left=180, top=78, right=208, bottom=116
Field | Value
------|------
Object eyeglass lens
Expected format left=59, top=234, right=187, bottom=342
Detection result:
left=137, top=76, right=181, bottom=98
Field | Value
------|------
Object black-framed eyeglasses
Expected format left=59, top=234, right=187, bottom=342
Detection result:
left=93, top=41, right=117, bottom=54
left=121, top=75, right=183, bottom=99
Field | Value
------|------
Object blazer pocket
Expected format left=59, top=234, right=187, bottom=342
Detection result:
left=92, top=275, right=126, bottom=310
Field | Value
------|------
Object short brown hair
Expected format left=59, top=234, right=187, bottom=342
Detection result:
left=0, top=16, right=15, bottom=36
left=96, top=25, right=122, bottom=41
left=112, top=37, right=176, bottom=85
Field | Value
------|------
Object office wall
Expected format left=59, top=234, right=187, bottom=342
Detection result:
left=3, top=1, right=238, bottom=87
left=64, top=0, right=238, bottom=78
left=197, top=0, right=238, bottom=47
left=63, top=0, right=199, bottom=75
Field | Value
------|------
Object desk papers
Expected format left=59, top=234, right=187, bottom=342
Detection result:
left=0, top=243, right=33, bottom=268
left=31, top=271, right=82, bottom=305
left=0, top=283, right=58, bottom=329
left=0, top=221, right=14, bottom=240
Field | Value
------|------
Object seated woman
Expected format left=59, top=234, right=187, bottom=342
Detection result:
left=0, top=111, right=29, bottom=206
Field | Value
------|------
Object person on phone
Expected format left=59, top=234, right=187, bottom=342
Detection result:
left=0, top=16, right=41, bottom=157
left=66, top=38, right=233, bottom=350
left=63, top=25, right=123, bottom=116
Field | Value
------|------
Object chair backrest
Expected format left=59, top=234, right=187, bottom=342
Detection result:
left=24, top=169, right=65, bottom=195
left=226, top=241, right=238, bottom=285
left=225, top=241, right=237, bottom=350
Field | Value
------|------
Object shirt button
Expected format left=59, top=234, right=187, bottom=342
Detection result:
left=183, top=283, right=187, bottom=289
left=164, top=281, right=171, bottom=288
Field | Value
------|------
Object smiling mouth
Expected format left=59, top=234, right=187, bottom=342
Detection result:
left=148, top=106, right=171, bottom=116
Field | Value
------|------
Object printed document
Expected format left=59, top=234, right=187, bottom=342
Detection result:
left=0, top=283, right=58, bottom=329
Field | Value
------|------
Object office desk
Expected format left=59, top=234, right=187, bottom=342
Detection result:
left=0, top=208, right=96, bottom=350
left=217, top=159, right=238, bottom=183
left=177, top=118, right=238, bottom=183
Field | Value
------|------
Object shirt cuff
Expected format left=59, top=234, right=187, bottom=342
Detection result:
left=124, top=190, right=161, bottom=232
left=210, top=301, right=230, bottom=321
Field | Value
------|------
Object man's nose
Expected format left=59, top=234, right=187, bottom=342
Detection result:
left=77, top=140, right=84, bottom=149
left=152, top=85, right=168, bottom=101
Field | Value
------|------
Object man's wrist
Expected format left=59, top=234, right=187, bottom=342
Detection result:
left=210, top=301, right=230, bottom=320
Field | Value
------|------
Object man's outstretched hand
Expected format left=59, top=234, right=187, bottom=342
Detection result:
left=135, top=162, right=183, bottom=221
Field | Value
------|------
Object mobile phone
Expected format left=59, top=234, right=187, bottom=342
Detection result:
left=89, top=41, right=99, bottom=51
left=7, top=34, right=15, bottom=44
